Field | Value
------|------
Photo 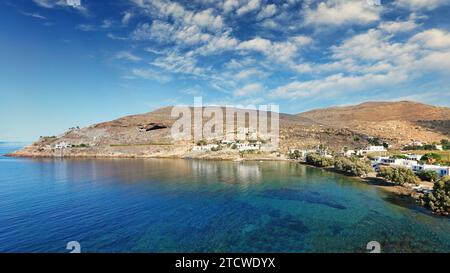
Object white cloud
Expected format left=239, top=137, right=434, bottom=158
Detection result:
left=379, top=20, right=419, bottom=33
left=222, top=0, right=240, bottom=14
left=396, top=0, right=450, bottom=11
left=21, top=12, right=47, bottom=20
left=195, top=31, right=239, bottom=55
left=303, top=0, right=381, bottom=26
left=272, top=24, right=450, bottom=99
left=101, top=20, right=113, bottom=29
left=235, top=68, right=267, bottom=80
left=131, top=68, right=171, bottom=82
left=272, top=71, right=406, bottom=99
left=236, top=0, right=261, bottom=16
left=33, top=0, right=87, bottom=13
left=237, top=37, right=300, bottom=63
left=77, top=24, right=96, bottom=31
left=115, top=51, right=142, bottom=62
left=234, top=83, right=264, bottom=96
left=151, top=51, right=207, bottom=78
left=122, top=11, right=133, bottom=25
left=256, top=3, right=277, bottom=20
left=410, top=29, right=450, bottom=49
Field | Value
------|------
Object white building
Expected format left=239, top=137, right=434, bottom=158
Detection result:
left=357, top=146, right=387, bottom=155
left=54, top=142, right=71, bottom=149
left=192, top=144, right=219, bottom=152
left=406, top=154, right=423, bottom=161
left=413, top=164, right=450, bottom=177
left=343, top=150, right=356, bottom=157
left=238, top=142, right=261, bottom=152
left=288, top=148, right=309, bottom=158
left=221, top=139, right=236, bottom=145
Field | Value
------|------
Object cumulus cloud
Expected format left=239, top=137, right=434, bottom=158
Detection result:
left=131, top=68, right=171, bottom=82
left=271, top=24, right=450, bottom=99
left=234, top=83, right=264, bottom=96
left=379, top=20, right=419, bottom=33
left=237, top=37, right=300, bottom=63
left=410, top=29, right=450, bottom=49
left=33, top=0, right=87, bottom=13
left=236, top=0, right=261, bottom=16
left=302, top=0, right=381, bottom=26
left=396, top=0, right=450, bottom=11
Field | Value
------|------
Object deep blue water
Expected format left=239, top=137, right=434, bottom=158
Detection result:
left=0, top=143, right=449, bottom=253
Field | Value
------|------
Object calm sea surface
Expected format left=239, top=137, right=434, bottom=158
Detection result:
left=0, top=143, right=449, bottom=253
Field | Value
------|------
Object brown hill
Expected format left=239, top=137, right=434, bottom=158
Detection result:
left=298, top=101, right=450, bottom=123
left=10, top=101, right=450, bottom=159
left=298, top=101, right=450, bottom=146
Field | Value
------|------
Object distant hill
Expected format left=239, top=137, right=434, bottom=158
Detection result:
left=9, top=101, right=450, bottom=158
left=298, top=101, right=450, bottom=145
left=298, top=101, right=450, bottom=124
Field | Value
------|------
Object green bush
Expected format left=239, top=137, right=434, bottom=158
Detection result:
left=420, top=176, right=450, bottom=215
left=420, top=153, right=442, bottom=164
left=305, top=153, right=333, bottom=167
left=289, top=150, right=302, bottom=160
left=334, top=156, right=373, bottom=177
left=418, top=170, right=440, bottom=182
left=377, top=167, right=419, bottom=185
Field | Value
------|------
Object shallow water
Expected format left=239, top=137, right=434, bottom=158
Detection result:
left=0, top=143, right=449, bottom=253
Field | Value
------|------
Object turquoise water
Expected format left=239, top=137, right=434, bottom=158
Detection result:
left=0, top=143, right=449, bottom=253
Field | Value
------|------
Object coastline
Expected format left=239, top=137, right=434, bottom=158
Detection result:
left=298, top=162, right=419, bottom=200
left=8, top=149, right=416, bottom=196
left=6, top=148, right=443, bottom=216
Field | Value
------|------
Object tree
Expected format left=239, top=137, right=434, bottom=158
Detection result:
left=420, top=153, right=442, bottom=164
left=377, top=167, right=419, bottom=185
left=305, top=154, right=333, bottom=167
left=418, top=170, right=439, bottom=182
left=196, top=139, right=207, bottom=146
left=334, top=156, right=373, bottom=177
left=289, top=150, right=302, bottom=160
left=420, top=176, right=450, bottom=215
left=441, top=139, right=450, bottom=150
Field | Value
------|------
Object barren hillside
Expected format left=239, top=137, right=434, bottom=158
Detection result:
left=298, top=101, right=450, bottom=147
left=9, top=101, right=450, bottom=159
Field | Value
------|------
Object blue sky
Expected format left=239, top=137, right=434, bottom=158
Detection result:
left=1, top=0, right=450, bottom=141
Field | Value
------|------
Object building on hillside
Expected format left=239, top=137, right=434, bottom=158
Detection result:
left=238, top=142, right=261, bottom=152
left=412, top=164, right=450, bottom=178
left=357, top=146, right=387, bottom=156
left=343, top=149, right=356, bottom=157
left=221, top=139, right=236, bottom=145
left=54, top=142, right=71, bottom=149
left=192, top=144, right=219, bottom=152
left=288, top=148, right=309, bottom=158
left=410, top=140, right=423, bottom=146
left=406, top=154, right=423, bottom=161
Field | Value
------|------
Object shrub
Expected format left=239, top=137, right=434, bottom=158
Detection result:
left=418, top=170, right=439, bottom=182
left=196, top=139, right=207, bottom=146
left=289, top=150, right=302, bottom=160
left=334, top=156, right=373, bottom=177
left=420, top=176, right=450, bottom=215
left=420, top=153, right=442, bottom=164
left=305, top=154, right=333, bottom=167
left=377, top=167, right=419, bottom=186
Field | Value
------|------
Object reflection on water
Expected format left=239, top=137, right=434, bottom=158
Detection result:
left=0, top=145, right=449, bottom=253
